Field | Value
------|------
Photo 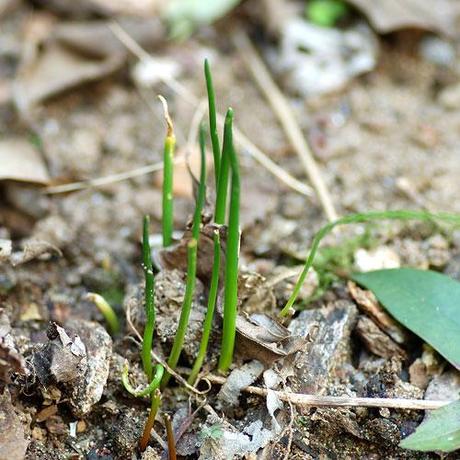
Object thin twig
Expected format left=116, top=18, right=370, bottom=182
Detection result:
left=109, top=21, right=313, bottom=198
left=234, top=30, right=338, bottom=222
left=206, top=374, right=451, bottom=410
left=44, top=158, right=183, bottom=194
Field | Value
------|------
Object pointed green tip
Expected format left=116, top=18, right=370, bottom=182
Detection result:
left=225, top=107, right=234, bottom=122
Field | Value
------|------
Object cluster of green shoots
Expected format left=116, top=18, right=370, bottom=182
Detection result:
left=121, top=59, right=240, bottom=451
left=117, top=57, right=460, bottom=453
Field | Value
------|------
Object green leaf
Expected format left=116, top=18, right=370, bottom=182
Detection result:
left=352, top=268, right=460, bottom=370
left=166, top=0, right=241, bottom=38
left=306, top=0, right=349, bottom=27
left=400, top=400, right=460, bottom=452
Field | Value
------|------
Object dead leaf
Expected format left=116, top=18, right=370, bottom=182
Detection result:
left=36, top=404, right=58, bottom=423
left=355, top=315, right=406, bottom=359
left=0, top=138, right=50, bottom=184
left=13, top=18, right=164, bottom=112
left=0, top=392, right=29, bottom=460
left=348, top=281, right=409, bottom=344
left=235, top=312, right=306, bottom=364
left=154, top=223, right=226, bottom=282
left=10, top=240, right=62, bottom=266
left=217, top=360, right=264, bottom=407
left=347, top=0, right=460, bottom=37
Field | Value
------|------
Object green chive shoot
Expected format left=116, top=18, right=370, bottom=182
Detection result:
left=159, top=95, right=175, bottom=248
left=279, top=210, right=460, bottom=317
left=205, top=59, right=221, bottom=186
left=218, top=113, right=240, bottom=373
left=161, top=124, right=207, bottom=388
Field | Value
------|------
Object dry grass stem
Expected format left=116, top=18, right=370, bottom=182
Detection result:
left=234, top=29, right=338, bottom=221
left=206, top=374, right=451, bottom=410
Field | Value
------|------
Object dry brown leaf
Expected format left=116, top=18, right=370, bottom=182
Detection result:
left=13, top=18, right=164, bottom=111
left=154, top=223, right=226, bottom=282
left=0, top=138, right=50, bottom=184
left=348, top=281, right=409, bottom=344
left=347, top=0, right=460, bottom=37
left=355, top=315, right=406, bottom=359
left=235, top=312, right=306, bottom=364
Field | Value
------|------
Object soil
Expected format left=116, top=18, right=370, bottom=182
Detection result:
left=1, top=1, right=460, bottom=459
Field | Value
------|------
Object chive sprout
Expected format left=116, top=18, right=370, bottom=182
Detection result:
left=139, top=389, right=162, bottom=451
left=85, top=292, right=120, bottom=336
left=159, top=95, right=175, bottom=248
left=161, top=124, right=207, bottom=388
left=205, top=59, right=221, bottom=186
left=218, top=111, right=240, bottom=373
left=214, top=109, right=233, bottom=225
left=188, top=229, right=221, bottom=384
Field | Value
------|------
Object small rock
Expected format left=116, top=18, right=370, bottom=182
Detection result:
left=423, top=234, right=449, bottom=268
left=438, top=82, right=460, bottom=110
left=289, top=300, right=357, bottom=394
left=419, top=36, right=455, bottom=67
left=0, top=239, right=12, bottom=262
left=0, top=391, right=29, bottom=460
left=424, top=370, right=460, bottom=402
left=111, top=408, right=144, bottom=458
left=354, top=246, right=400, bottom=272
left=409, top=359, right=429, bottom=390
left=444, top=253, right=460, bottom=281
left=68, top=320, right=112, bottom=416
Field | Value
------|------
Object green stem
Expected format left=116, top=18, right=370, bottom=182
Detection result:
left=188, top=230, right=221, bottom=384
left=139, top=389, right=162, bottom=452
left=161, top=98, right=175, bottom=248
left=122, top=362, right=164, bottom=397
left=162, top=129, right=207, bottom=388
left=142, top=215, right=155, bottom=380
left=162, top=135, right=175, bottom=247
left=205, top=59, right=221, bottom=186
left=192, top=124, right=207, bottom=240
left=162, top=239, right=198, bottom=388
left=85, top=292, right=120, bottom=336
left=279, top=210, right=460, bottom=317
left=218, top=113, right=240, bottom=373
left=214, top=109, right=233, bottom=225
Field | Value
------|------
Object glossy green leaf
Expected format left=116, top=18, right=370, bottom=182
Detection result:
left=352, top=268, right=460, bottom=370
left=400, top=400, right=460, bottom=452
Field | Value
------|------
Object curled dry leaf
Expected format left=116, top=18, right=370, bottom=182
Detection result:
left=348, top=281, right=409, bottom=344
left=9, top=240, right=62, bottom=266
left=13, top=18, right=164, bottom=112
left=235, top=312, right=307, bottom=365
